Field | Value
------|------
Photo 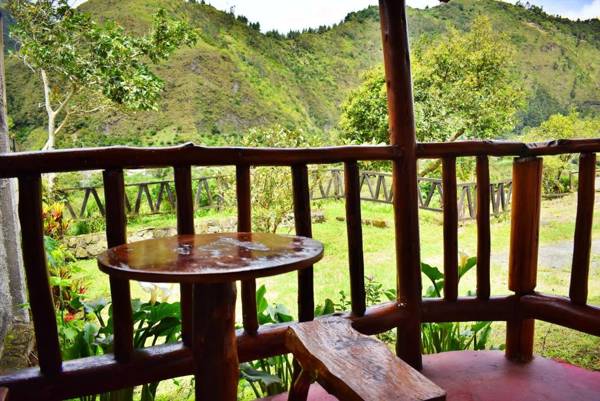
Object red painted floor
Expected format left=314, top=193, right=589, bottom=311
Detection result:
left=260, top=351, right=600, bottom=401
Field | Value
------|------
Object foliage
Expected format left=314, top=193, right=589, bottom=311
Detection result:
left=240, top=285, right=293, bottom=398
left=334, top=257, right=495, bottom=353
left=232, top=126, right=324, bottom=233
left=335, top=275, right=396, bottom=343
left=42, top=202, right=70, bottom=239
left=522, top=112, right=600, bottom=194
left=240, top=284, right=337, bottom=398
left=340, top=16, right=525, bottom=154
left=420, top=255, right=493, bottom=354
left=8, top=0, right=198, bottom=150
left=55, top=288, right=182, bottom=401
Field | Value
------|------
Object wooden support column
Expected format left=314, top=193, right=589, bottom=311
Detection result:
left=174, top=166, right=195, bottom=347
left=18, top=175, right=62, bottom=376
left=344, top=161, right=366, bottom=316
left=103, top=169, right=134, bottom=363
left=442, top=157, right=458, bottom=302
left=192, top=283, right=238, bottom=401
left=379, top=0, right=423, bottom=369
left=292, top=165, right=314, bottom=323
left=569, top=153, right=596, bottom=305
left=476, top=156, right=491, bottom=300
left=506, top=157, right=543, bottom=362
left=236, top=165, right=259, bottom=335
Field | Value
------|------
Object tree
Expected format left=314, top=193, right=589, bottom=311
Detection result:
left=231, top=126, right=323, bottom=233
left=340, top=17, right=525, bottom=176
left=8, top=0, right=198, bottom=154
left=522, top=111, right=600, bottom=193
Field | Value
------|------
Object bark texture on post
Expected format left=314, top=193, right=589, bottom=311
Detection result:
left=0, top=12, right=28, bottom=324
left=506, top=156, right=543, bottom=363
left=379, top=0, right=423, bottom=369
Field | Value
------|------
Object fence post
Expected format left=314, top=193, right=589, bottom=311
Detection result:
left=506, top=156, right=543, bottom=362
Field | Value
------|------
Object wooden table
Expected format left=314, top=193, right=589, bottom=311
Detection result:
left=97, top=232, right=323, bottom=401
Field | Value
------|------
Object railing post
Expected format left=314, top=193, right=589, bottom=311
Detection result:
left=476, top=156, right=491, bottom=300
left=174, top=166, right=195, bottom=347
left=569, top=153, right=596, bottom=305
left=442, top=157, right=458, bottom=302
left=236, top=165, right=259, bottom=335
left=506, top=156, right=543, bottom=362
left=292, top=165, right=314, bottom=323
left=18, top=174, right=62, bottom=376
left=103, top=169, right=134, bottom=363
left=379, top=0, right=423, bottom=369
left=344, top=161, right=366, bottom=316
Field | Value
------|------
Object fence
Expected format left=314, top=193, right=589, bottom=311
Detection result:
left=56, top=169, right=512, bottom=221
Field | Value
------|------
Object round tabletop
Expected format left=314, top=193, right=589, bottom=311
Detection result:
left=97, top=232, right=324, bottom=284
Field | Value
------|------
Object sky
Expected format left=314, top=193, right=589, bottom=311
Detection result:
left=71, top=0, right=600, bottom=33
left=197, top=0, right=600, bottom=32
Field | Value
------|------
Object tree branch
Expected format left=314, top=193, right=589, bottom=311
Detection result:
left=40, top=68, right=54, bottom=116
left=54, top=110, right=72, bottom=136
left=54, top=84, right=76, bottom=116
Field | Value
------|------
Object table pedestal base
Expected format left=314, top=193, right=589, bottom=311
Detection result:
left=192, top=282, right=239, bottom=401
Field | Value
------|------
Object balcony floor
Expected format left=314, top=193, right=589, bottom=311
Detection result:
left=260, top=351, right=600, bottom=401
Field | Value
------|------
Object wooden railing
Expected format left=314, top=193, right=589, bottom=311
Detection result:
left=0, top=139, right=599, bottom=400
left=56, top=169, right=512, bottom=220
left=57, top=176, right=223, bottom=219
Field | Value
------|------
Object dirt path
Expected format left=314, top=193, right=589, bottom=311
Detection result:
left=492, top=239, right=600, bottom=269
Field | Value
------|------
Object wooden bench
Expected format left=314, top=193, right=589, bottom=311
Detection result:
left=285, top=317, right=446, bottom=401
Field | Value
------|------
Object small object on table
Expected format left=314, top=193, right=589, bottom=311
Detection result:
left=97, top=232, right=323, bottom=401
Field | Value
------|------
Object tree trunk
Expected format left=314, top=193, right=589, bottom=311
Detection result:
left=0, top=12, right=29, bottom=323
left=41, top=69, right=57, bottom=191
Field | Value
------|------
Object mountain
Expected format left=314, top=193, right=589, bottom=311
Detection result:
left=5, top=0, right=600, bottom=149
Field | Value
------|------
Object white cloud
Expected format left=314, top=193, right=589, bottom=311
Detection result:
left=407, top=0, right=441, bottom=8
left=72, top=0, right=443, bottom=32
left=502, top=0, right=600, bottom=21
left=561, top=0, right=600, bottom=20
left=203, top=0, right=445, bottom=33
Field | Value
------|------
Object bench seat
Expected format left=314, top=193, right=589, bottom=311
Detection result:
left=284, top=317, right=446, bottom=401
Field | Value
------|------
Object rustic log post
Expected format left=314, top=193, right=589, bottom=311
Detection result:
left=379, top=0, right=423, bottom=369
left=344, top=161, right=366, bottom=316
left=506, top=157, right=543, bottom=362
left=288, top=369, right=312, bottom=401
left=103, top=169, right=134, bottom=363
left=192, top=283, right=238, bottom=401
left=476, top=156, right=491, bottom=300
left=442, top=157, right=458, bottom=301
left=236, top=165, right=259, bottom=335
left=569, top=153, right=596, bottom=305
left=17, top=175, right=62, bottom=376
left=174, top=166, right=195, bottom=347
left=292, top=165, right=314, bottom=323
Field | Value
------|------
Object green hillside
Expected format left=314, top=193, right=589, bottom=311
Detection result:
left=5, top=0, right=600, bottom=149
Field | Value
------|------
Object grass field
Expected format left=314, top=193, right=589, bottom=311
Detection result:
left=71, top=192, right=600, bottom=374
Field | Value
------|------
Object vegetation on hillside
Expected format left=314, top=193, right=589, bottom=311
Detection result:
left=3, top=0, right=600, bottom=150
left=8, top=0, right=197, bottom=154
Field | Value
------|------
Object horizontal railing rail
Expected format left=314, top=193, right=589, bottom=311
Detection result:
left=0, top=139, right=598, bottom=400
